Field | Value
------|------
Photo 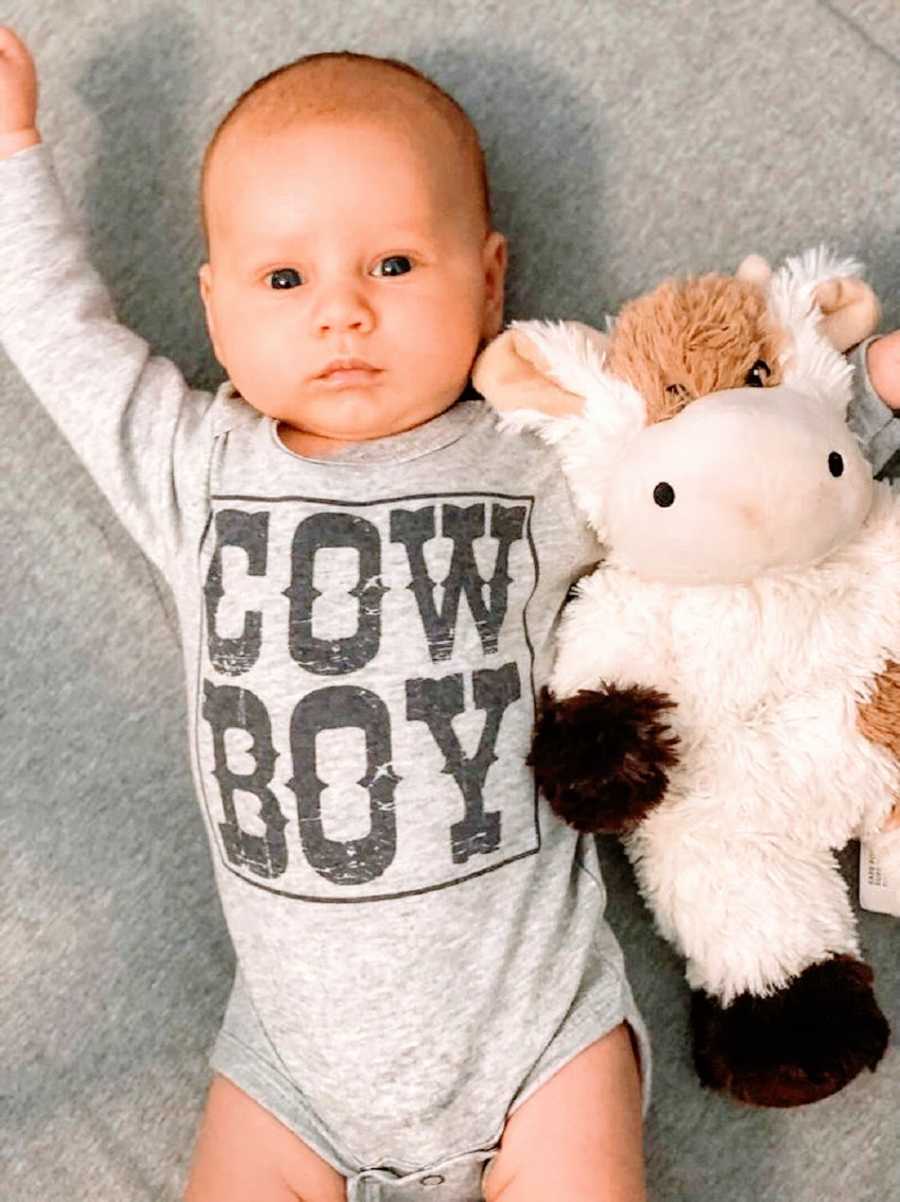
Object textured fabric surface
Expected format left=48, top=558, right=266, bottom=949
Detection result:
left=1, top=2, right=898, bottom=1200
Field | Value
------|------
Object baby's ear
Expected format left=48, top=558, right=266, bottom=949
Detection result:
left=198, top=263, right=223, bottom=362
left=473, top=321, right=606, bottom=417
left=813, top=276, right=881, bottom=351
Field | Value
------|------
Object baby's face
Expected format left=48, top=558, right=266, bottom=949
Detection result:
left=199, top=114, right=506, bottom=452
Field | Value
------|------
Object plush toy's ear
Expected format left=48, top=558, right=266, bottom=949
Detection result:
left=736, top=250, right=878, bottom=351
left=474, top=319, right=648, bottom=539
left=766, top=247, right=878, bottom=411
left=812, top=276, right=881, bottom=352
left=473, top=321, right=608, bottom=417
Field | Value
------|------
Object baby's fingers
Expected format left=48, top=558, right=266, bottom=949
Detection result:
left=0, top=27, right=37, bottom=83
left=0, top=25, right=38, bottom=143
left=867, top=331, right=900, bottom=412
left=0, top=25, right=32, bottom=60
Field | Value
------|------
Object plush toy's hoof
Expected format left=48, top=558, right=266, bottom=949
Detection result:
left=528, top=684, right=678, bottom=833
left=691, top=955, right=890, bottom=1107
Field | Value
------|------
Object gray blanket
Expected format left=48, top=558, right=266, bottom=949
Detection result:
left=2, top=2, right=898, bottom=1199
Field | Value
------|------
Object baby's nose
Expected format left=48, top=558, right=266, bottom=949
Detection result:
left=314, top=283, right=374, bottom=334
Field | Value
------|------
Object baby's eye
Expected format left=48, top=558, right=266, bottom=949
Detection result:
left=267, top=268, right=303, bottom=290
left=372, top=255, right=413, bottom=278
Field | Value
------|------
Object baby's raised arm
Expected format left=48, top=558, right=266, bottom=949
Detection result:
left=0, top=27, right=220, bottom=577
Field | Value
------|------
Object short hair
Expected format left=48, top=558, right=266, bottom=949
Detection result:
left=199, top=51, right=492, bottom=249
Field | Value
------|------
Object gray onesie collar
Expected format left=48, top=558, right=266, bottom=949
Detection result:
left=211, top=380, right=485, bottom=466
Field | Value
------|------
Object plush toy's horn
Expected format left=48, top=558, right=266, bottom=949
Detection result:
left=813, top=276, right=880, bottom=353
left=736, top=254, right=773, bottom=287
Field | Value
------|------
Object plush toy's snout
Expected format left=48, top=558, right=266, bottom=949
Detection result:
left=605, top=384, right=875, bottom=584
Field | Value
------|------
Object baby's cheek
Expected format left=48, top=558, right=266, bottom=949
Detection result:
left=247, top=324, right=300, bottom=380
left=231, top=336, right=300, bottom=414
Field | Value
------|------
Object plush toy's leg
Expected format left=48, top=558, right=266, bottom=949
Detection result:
left=528, top=685, right=678, bottom=833
left=690, top=955, right=890, bottom=1107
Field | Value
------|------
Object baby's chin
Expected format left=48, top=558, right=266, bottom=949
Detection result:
left=284, top=393, right=458, bottom=443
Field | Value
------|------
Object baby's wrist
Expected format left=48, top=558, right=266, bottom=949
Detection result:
left=0, top=126, right=41, bottom=160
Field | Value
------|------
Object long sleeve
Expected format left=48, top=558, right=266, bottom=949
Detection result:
left=0, top=142, right=221, bottom=577
left=847, top=336, right=900, bottom=479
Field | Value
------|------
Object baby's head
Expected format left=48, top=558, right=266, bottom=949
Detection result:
left=198, top=52, right=507, bottom=455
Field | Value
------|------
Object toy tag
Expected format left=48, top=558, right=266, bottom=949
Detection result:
left=859, top=840, right=900, bottom=917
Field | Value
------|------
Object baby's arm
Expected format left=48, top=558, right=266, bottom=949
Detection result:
left=0, top=27, right=216, bottom=574
left=847, top=332, right=900, bottom=477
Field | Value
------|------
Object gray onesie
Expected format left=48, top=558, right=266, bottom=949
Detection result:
left=0, top=143, right=653, bottom=1202
left=3, top=144, right=897, bottom=1202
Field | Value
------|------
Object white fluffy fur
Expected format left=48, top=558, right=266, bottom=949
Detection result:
left=767, top=245, right=860, bottom=411
left=499, top=319, right=647, bottom=538
left=553, top=482, right=900, bottom=1001
left=527, top=248, right=899, bottom=1004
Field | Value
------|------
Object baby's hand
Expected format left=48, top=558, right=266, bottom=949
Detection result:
left=867, top=330, right=900, bottom=411
left=0, top=26, right=40, bottom=159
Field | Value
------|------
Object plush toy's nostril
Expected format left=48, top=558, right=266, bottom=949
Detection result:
left=653, top=482, right=676, bottom=507
left=829, top=452, right=844, bottom=478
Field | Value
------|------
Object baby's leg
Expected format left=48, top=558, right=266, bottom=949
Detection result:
left=184, top=1074, right=347, bottom=1202
left=482, top=1023, right=646, bottom=1202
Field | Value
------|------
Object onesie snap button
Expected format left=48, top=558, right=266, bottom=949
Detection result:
left=421, top=1175, right=445, bottom=1186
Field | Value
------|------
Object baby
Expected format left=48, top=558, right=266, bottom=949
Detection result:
left=4, top=26, right=900, bottom=1202
left=0, top=28, right=649, bottom=1202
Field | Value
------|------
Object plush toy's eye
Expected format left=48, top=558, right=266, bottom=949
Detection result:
left=745, top=359, right=771, bottom=387
left=653, top=482, right=676, bottom=507
left=828, top=452, right=844, bottom=478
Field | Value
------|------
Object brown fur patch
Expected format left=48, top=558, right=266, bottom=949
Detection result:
left=858, top=660, right=900, bottom=760
left=858, top=662, right=900, bottom=825
left=691, top=955, right=889, bottom=1108
left=529, top=684, right=679, bottom=833
left=604, top=274, right=785, bottom=423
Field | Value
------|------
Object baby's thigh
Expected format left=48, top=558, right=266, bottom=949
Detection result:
left=184, top=1074, right=347, bottom=1202
left=482, top=1023, right=646, bottom=1202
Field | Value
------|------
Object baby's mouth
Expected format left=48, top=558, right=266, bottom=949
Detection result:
left=315, top=357, right=381, bottom=381
left=316, top=370, right=382, bottom=390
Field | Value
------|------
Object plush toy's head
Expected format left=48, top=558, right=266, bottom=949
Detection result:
left=473, top=249, right=880, bottom=585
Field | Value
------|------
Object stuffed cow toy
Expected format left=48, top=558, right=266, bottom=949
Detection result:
left=473, top=249, right=900, bottom=1107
